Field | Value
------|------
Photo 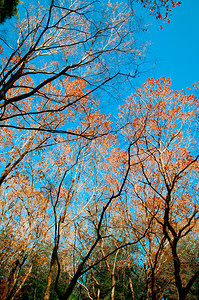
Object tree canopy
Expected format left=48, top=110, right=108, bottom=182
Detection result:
left=0, top=1, right=198, bottom=300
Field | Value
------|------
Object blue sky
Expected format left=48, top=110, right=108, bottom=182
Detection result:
left=1, top=0, right=198, bottom=100
left=141, top=0, right=199, bottom=91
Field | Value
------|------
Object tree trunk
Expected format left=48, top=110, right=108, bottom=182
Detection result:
left=43, top=247, right=57, bottom=300
left=146, top=269, right=156, bottom=300
left=2, top=259, right=20, bottom=300
left=128, top=276, right=135, bottom=300
left=97, top=288, right=100, bottom=300
left=111, top=273, right=116, bottom=300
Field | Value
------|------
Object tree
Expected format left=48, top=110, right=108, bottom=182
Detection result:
left=119, top=77, right=199, bottom=299
left=0, top=0, right=183, bottom=299
left=0, top=0, right=19, bottom=23
left=0, top=0, right=141, bottom=296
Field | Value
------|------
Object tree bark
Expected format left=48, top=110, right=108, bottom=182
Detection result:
left=43, top=244, right=58, bottom=300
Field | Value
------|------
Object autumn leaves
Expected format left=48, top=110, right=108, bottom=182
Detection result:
left=0, top=0, right=198, bottom=299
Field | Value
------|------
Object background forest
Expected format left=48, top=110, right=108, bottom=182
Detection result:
left=0, top=0, right=198, bottom=299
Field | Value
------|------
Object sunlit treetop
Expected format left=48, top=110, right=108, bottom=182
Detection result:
left=119, top=77, right=198, bottom=159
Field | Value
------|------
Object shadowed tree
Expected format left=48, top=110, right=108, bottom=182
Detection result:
left=0, top=0, right=19, bottom=23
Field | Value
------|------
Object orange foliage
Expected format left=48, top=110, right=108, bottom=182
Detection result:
left=136, top=0, right=182, bottom=22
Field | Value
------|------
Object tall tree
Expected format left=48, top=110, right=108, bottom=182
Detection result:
left=119, top=77, right=199, bottom=299
left=0, top=0, right=182, bottom=299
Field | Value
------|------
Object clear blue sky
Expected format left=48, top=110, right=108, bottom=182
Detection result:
left=137, top=0, right=199, bottom=91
